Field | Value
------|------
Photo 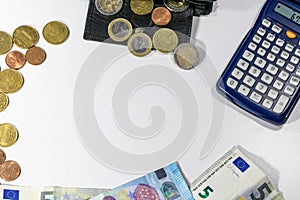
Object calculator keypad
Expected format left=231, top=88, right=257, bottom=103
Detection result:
left=226, top=18, right=300, bottom=114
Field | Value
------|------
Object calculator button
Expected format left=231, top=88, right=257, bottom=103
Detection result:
left=271, top=45, right=280, bottom=54
left=295, top=49, right=300, bottom=57
left=249, top=66, right=261, bottom=77
left=272, top=24, right=282, bottom=33
left=250, top=91, right=262, bottom=103
left=284, top=85, right=295, bottom=95
left=257, top=27, right=266, bottom=36
left=262, top=19, right=271, bottom=27
left=286, top=30, right=297, bottom=39
left=266, top=64, right=278, bottom=75
left=286, top=63, right=295, bottom=72
left=262, top=40, right=271, bottom=49
left=290, top=56, right=299, bottom=65
left=243, top=75, right=256, bottom=87
left=275, top=38, right=285, bottom=47
left=227, top=78, right=238, bottom=89
left=290, top=76, right=300, bottom=86
left=231, top=68, right=244, bottom=80
left=255, top=82, right=268, bottom=94
left=276, top=58, right=285, bottom=67
left=285, top=43, right=294, bottom=52
left=254, top=57, right=266, bottom=68
left=278, top=70, right=289, bottom=81
left=267, top=53, right=276, bottom=61
left=257, top=48, right=266, bottom=56
left=280, top=51, right=290, bottom=59
left=261, top=73, right=273, bottom=84
left=273, top=95, right=289, bottom=113
left=248, top=42, right=257, bottom=51
left=268, top=89, right=279, bottom=99
left=273, top=80, right=284, bottom=90
left=238, top=84, right=250, bottom=96
left=296, top=68, right=300, bottom=77
left=266, top=33, right=275, bottom=42
left=237, top=59, right=249, bottom=70
left=262, top=98, right=273, bottom=109
left=253, top=35, right=262, bottom=43
left=242, top=50, right=255, bottom=61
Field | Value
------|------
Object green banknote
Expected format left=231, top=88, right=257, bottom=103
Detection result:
left=190, top=146, right=285, bottom=200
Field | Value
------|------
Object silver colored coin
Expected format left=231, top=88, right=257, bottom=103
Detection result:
left=127, top=32, right=152, bottom=57
left=173, top=43, right=200, bottom=70
left=108, top=18, right=133, bottom=42
left=95, top=0, right=123, bottom=16
left=163, top=0, right=190, bottom=12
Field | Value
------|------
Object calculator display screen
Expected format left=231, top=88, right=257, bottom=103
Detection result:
left=274, top=2, right=300, bottom=25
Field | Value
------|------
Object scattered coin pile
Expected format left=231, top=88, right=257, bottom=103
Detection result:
left=0, top=20, right=69, bottom=181
left=95, top=0, right=201, bottom=70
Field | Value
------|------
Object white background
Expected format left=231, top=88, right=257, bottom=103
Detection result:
left=0, top=0, right=299, bottom=199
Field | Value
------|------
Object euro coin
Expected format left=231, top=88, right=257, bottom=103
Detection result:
left=5, top=51, right=26, bottom=70
left=108, top=18, right=133, bottom=42
left=153, top=28, right=178, bottom=53
left=43, top=21, right=69, bottom=45
left=128, top=32, right=152, bottom=57
left=0, top=160, right=21, bottom=181
left=0, top=92, right=9, bottom=112
left=13, top=25, right=39, bottom=49
left=0, top=123, right=19, bottom=147
left=0, top=31, right=13, bottom=55
left=174, top=43, right=200, bottom=70
left=151, top=7, right=172, bottom=26
left=95, top=0, right=123, bottom=16
left=0, top=149, right=5, bottom=164
left=130, top=0, right=154, bottom=15
left=26, top=46, right=46, bottom=65
left=0, top=69, right=24, bottom=94
left=163, top=0, right=190, bottom=12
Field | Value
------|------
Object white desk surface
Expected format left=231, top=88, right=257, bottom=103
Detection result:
left=0, top=0, right=299, bottom=199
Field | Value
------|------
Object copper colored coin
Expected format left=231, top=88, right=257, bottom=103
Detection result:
left=25, top=46, right=46, bottom=65
left=0, top=160, right=21, bottom=181
left=151, top=7, right=172, bottom=26
left=5, top=51, right=26, bottom=70
left=0, top=149, right=6, bottom=164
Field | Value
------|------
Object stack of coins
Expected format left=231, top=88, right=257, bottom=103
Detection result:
left=0, top=20, right=69, bottom=181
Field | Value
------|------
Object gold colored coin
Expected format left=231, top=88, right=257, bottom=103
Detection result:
left=43, top=21, right=69, bottom=45
left=128, top=32, right=152, bottom=57
left=108, top=18, right=133, bottom=42
left=153, top=28, right=178, bottom=53
left=0, top=69, right=24, bottom=94
left=0, top=91, right=9, bottom=112
left=130, top=0, right=154, bottom=15
left=13, top=25, right=39, bottom=49
left=0, top=123, right=19, bottom=147
left=174, top=43, right=200, bottom=70
left=0, top=31, right=13, bottom=55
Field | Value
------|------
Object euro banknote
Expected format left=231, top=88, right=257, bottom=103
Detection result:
left=190, top=146, right=285, bottom=200
left=0, top=184, right=108, bottom=200
left=90, top=162, right=194, bottom=200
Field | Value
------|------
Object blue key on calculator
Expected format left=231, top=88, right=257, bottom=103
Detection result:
left=217, top=0, right=300, bottom=125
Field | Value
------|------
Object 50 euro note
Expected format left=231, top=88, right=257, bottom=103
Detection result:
left=190, top=146, right=285, bottom=200
left=90, top=162, right=194, bottom=200
left=0, top=184, right=109, bottom=200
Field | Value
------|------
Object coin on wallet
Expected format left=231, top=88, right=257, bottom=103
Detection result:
left=95, top=0, right=123, bottom=16
left=130, top=0, right=154, bottom=15
left=108, top=18, right=133, bottom=42
left=128, top=32, right=152, bottom=57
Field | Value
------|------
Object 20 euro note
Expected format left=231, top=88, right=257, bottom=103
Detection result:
left=190, top=146, right=285, bottom=200
left=90, top=162, right=194, bottom=200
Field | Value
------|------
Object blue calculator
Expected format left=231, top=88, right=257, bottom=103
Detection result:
left=217, top=0, right=300, bottom=125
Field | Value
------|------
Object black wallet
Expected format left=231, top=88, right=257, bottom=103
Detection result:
left=83, top=0, right=215, bottom=45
